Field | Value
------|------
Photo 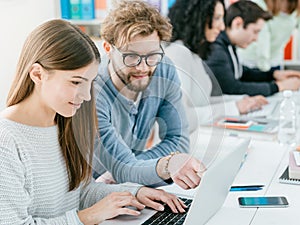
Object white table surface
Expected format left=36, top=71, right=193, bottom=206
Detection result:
left=102, top=90, right=300, bottom=224
left=162, top=134, right=297, bottom=225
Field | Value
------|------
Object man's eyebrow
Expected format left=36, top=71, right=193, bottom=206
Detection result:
left=72, top=76, right=88, bottom=81
left=123, top=46, right=161, bottom=53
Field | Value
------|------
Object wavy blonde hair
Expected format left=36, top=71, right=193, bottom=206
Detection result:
left=101, top=0, right=172, bottom=47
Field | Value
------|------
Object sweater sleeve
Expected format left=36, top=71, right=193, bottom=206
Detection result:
left=79, top=181, right=142, bottom=209
left=0, top=145, right=83, bottom=225
left=241, top=66, right=274, bottom=82
left=94, top=95, right=167, bottom=187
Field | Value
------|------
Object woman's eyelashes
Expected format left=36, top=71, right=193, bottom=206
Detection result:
left=71, top=81, right=82, bottom=85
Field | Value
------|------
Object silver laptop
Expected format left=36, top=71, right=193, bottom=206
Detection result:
left=101, top=138, right=250, bottom=225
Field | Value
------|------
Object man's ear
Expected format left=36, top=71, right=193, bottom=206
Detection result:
left=103, top=41, right=113, bottom=60
left=231, top=16, right=244, bottom=29
left=103, top=41, right=112, bottom=54
left=29, top=63, right=44, bottom=85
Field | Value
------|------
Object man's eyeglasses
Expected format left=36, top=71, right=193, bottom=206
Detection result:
left=112, top=45, right=165, bottom=67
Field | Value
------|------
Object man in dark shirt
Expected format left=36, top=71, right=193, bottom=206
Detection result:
left=205, top=1, right=300, bottom=97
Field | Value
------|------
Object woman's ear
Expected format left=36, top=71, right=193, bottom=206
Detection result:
left=29, top=63, right=44, bottom=85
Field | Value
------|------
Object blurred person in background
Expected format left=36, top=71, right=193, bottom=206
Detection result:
left=238, top=0, right=300, bottom=72
left=205, top=0, right=300, bottom=96
left=165, top=0, right=268, bottom=133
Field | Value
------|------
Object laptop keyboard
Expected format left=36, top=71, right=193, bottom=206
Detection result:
left=141, top=197, right=193, bottom=225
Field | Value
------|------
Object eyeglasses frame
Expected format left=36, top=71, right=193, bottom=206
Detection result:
left=112, top=44, right=165, bottom=67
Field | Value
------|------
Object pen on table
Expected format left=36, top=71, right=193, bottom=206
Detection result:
left=231, top=185, right=264, bottom=188
left=230, top=186, right=263, bottom=192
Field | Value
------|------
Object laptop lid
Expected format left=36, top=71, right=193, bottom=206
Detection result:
left=184, top=138, right=250, bottom=225
left=101, top=138, right=250, bottom=225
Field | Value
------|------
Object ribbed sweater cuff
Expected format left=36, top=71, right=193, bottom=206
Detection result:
left=66, top=209, right=84, bottom=225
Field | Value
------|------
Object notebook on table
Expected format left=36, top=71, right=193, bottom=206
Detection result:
left=279, top=151, right=300, bottom=185
left=279, top=167, right=300, bottom=185
left=101, top=138, right=250, bottom=225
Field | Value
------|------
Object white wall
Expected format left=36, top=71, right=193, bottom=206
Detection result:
left=0, top=0, right=59, bottom=110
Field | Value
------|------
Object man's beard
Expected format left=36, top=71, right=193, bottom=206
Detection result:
left=112, top=63, right=153, bottom=92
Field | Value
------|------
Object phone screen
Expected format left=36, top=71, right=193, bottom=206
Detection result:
left=224, top=119, right=248, bottom=124
left=238, top=196, right=289, bottom=208
left=218, top=118, right=253, bottom=127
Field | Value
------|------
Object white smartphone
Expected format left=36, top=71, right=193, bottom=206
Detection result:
left=238, top=196, right=289, bottom=208
left=217, top=118, right=253, bottom=128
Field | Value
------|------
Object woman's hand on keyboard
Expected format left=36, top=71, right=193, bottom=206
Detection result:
left=237, top=95, right=268, bottom=114
left=78, top=192, right=145, bottom=224
left=136, top=187, right=187, bottom=213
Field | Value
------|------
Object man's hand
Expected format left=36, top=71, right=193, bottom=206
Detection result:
left=167, top=153, right=206, bottom=189
left=273, top=70, right=300, bottom=81
left=276, top=77, right=300, bottom=92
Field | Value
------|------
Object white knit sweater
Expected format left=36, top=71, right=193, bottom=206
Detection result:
left=0, top=118, right=140, bottom=225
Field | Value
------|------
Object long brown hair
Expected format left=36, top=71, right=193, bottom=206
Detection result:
left=7, top=19, right=100, bottom=191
